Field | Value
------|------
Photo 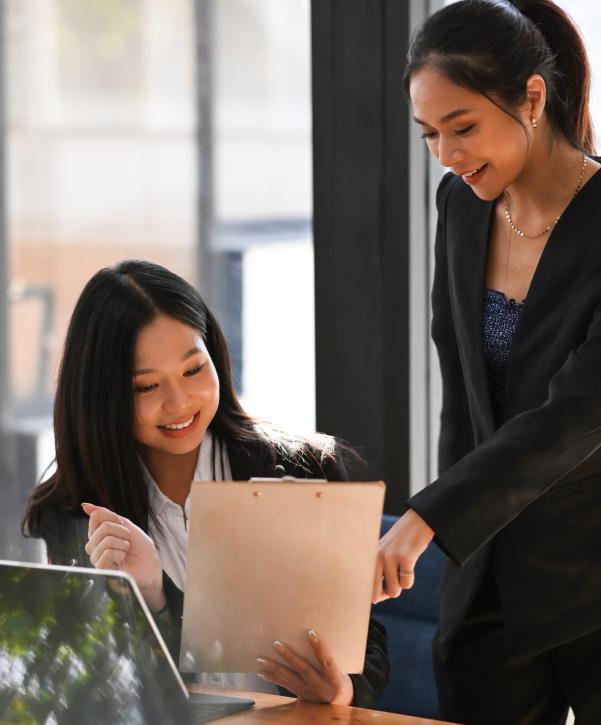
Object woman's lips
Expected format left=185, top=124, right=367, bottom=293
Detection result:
left=461, top=164, right=488, bottom=185
left=157, top=411, right=201, bottom=439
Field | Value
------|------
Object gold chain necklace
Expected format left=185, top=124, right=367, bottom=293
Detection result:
left=504, top=155, right=588, bottom=239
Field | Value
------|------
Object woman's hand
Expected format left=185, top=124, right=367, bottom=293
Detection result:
left=372, top=508, right=435, bottom=604
left=82, top=503, right=166, bottom=613
left=257, top=630, right=354, bottom=705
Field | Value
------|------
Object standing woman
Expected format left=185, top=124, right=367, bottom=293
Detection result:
left=373, top=1, right=601, bottom=723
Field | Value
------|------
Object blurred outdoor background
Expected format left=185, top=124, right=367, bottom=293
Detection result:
left=7, top=0, right=313, bottom=505
left=1, top=0, right=600, bottom=563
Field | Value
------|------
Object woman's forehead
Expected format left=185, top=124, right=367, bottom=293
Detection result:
left=134, top=315, right=206, bottom=371
left=410, top=66, right=487, bottom=122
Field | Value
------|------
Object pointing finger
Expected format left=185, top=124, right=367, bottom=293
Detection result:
left=372, top=552, right=386, bottom=604
left=83, top=504, right=125, bottom=537
left=382, top=556, right=402, bottom=599
left=306, top=630, right=344, bottom=687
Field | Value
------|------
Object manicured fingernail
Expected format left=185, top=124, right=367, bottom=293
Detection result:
left=257, top=674, right=266, bottom=679
left=257, top=658, right=267, bottom=664
left=274, top=640, right=283, bottom=650
left=308, top=629, right=318, bottom=641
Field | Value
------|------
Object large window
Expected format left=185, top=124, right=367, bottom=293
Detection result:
left=212, top=0, right=315, bottom=435
left=556, top=1, right=601, bottom=145
left=3, top=0, right=314, bottom=561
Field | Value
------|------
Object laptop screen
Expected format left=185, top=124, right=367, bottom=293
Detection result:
left=0, top=560, right=188, bottom=725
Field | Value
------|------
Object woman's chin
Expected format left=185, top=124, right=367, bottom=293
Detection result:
left=469, top=183, right=503, bottom=202
left=141, top=430, right=206, bottom=457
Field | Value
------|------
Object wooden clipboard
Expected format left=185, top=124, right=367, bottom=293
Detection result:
left=179, top=478, right=385, bottom=674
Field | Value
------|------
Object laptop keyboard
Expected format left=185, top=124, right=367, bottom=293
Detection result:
left=165, top=701, right=250, bottom=725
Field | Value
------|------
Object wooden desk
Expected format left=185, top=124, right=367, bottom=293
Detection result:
left=188, top=685, right=456, bottom=725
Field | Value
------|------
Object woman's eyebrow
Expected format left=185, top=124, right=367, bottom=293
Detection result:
left=133, top=347, right=202, bottom=376
left=413, top=108, right=473, bottom=125
left=134, top=367, right=154, bottom=376
left=180, top=346, right=203, bottom=362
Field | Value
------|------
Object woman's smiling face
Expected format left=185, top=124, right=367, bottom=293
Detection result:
left=132, top=314, right=220, bottom=455
left=410, top=65, right=545, bottom=200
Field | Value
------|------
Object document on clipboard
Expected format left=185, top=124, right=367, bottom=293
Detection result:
left=179, top=478, right=385, bottom=674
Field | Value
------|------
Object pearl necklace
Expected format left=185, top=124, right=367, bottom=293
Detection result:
left=504, top=155, right=588, bottom=239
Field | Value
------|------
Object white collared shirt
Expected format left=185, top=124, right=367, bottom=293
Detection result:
left=143, top=430, right=278, bottom=695
left=145, top=429, right=231, bottom=591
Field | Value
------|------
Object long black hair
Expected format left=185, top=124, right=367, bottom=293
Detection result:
left=23, top=260, right=285, bottom=536
left=404, top=0, right=594, bottom=155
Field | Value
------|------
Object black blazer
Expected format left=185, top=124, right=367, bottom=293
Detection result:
left=408, top=167, right=601, bottom=661
left=37, top=432, right=390, bottom=709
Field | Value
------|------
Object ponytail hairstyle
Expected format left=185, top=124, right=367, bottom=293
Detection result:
left=403, top=0, right=595, bottom=155
left=23, top=260, right=273, bottom=537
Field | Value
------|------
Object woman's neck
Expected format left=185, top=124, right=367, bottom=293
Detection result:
left=505, top=133, right=598, bottom=222
left=143, top=444, right=200, bottom=509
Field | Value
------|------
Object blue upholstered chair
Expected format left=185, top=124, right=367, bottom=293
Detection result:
left=372, top=514, right=446, bottom=718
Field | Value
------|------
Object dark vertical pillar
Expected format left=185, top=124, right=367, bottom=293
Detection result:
left=193, top=0, right=243, bottom=390
left=312, top=0, right=410, bottom=514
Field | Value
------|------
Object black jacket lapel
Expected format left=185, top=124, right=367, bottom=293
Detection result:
left=446, top=181, right=497, bottom=441
left=504, top=169, right=601, bottom=421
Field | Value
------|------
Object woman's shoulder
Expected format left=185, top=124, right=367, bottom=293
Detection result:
left=33, top=502, right=91, bottom=567
left=436, top=170, right=461, bottom=212
left=226, top=428, right=349, bottom=482
left=437, top=169, right=490, bottom=215
left=276, top=431, right=348, bottom=481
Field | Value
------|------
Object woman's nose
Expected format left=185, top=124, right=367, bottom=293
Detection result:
left=161, top=380, right=193, bottom=412
left=437, top=136, right=463, bottom=169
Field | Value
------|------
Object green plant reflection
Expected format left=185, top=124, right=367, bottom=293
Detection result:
left=0, top=566, right=181, bottom=724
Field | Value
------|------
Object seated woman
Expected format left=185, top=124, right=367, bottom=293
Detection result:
left=23, top=259, right=390, bottom=709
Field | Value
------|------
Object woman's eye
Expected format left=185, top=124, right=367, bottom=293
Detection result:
left=184, top=365, right=203, bottom=377
left=421, top=131, right=438, bottom=140
left=136, top=383, right=157, bottom=393
left=455, top=125, right=475, bottom=136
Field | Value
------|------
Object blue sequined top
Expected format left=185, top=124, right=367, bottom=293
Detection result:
left=483, top=288, right=525, bottom=422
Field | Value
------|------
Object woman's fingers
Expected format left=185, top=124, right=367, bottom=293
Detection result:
left=82, top=503, right=164, bottom=610
left=93, top=549, right=127, bottom=571
left=89, top=537, right=130, bottom=569
left=372, top=509, right=435, bottom=603
left=397, top=568, right=416, bottom=590
left=272, top=640, right=321, bottom=685
left=306, top=630, right=344, bottom=687
left=83, top=504, right=124, bottom=538
left=257, top=672, right=288, bottom=688
left=258, top=635, right=353, bottom=704
left=257, top=667, right=303, bottom=694
left=371, top=557, right=388, bottom=604
left=258, top=640, right=326, bottom=698
left=382, top=557, right=403, bottom=599
left=86, top=521, right=130, bottom=554
left=256, top=657, right=307, bottom=693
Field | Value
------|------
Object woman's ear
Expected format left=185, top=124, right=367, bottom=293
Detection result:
left=525, top=74, right=546, bottom=126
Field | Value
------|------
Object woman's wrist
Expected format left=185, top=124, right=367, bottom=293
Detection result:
left=152, top=590, right=169, bottom=616
left=405, top=507, right=435, bottom=542
left=140, top=570, right=166, bottom=612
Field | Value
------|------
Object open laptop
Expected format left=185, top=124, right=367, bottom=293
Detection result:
left=0, top=559, right=254, bottom=725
